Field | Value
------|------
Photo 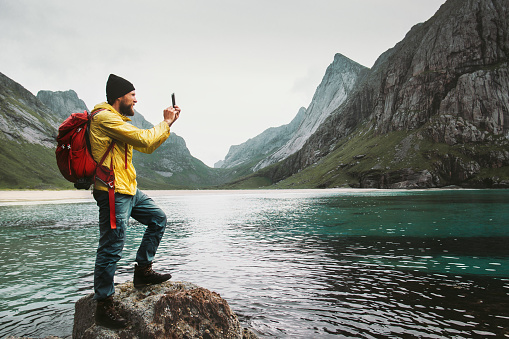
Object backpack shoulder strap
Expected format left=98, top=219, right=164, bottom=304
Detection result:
left=89, top=108, right=106, bottom=119
left=98, top=141, right=116, bottom=167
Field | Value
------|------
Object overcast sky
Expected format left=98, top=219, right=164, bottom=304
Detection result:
left=0, top=0, right=446, bottom=167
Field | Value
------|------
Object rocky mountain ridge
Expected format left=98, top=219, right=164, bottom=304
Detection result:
left=226, top=0, right=509, bottom=189
left=0, top=73, right=60, bottom=149
left=37, top=90, right=88, bottom=120
left=0, top=72, right=68, bottom=188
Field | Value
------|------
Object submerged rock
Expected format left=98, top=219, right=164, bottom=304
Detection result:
left=73, top=281, right=257, bottom=339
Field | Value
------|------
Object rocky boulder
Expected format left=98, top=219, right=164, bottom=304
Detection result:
left=359, top=168, right=437, bottom=189
left=73, top=281, right=257, bottom=339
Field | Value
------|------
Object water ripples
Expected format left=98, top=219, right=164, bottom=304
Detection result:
left=0, top=190, right=508, bottom=338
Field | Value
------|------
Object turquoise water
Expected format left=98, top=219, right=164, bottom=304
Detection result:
left=0, top=189, right=508, bottom=338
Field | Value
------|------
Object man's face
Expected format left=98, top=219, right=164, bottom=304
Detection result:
left=118, top=90, right=137, bottom=116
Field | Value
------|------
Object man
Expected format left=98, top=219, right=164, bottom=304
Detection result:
left=89, top=74, right=181, bottom=329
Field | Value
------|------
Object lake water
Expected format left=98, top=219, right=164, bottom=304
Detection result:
left=0, top=189, right=508, bottom=338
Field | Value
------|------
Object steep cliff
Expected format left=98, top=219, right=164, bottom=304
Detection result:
left=251, top=0, right=509, bottom=189
left=0, top=73, right=60, bottom=148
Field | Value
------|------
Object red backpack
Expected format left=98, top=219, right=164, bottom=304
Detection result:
left=56, top=110, right=112, bottom=189
left=56, top=109, right=118, bottom=229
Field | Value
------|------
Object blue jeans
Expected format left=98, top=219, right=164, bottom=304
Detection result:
left=92, top=189, right=167, bottom=300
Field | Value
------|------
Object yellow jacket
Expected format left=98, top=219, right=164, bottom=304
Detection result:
left=89, top=102, right=171, bottom=195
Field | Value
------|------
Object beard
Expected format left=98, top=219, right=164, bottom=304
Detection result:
left=119, top=99, right=135, bottom=116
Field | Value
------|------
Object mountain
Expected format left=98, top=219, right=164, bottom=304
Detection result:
left=217, top=53, right=367, bottom=172
left=130, top=125, right=227, bottom=189
left=3, top=0, right=507, bottom=190
left=0, top=72, right=69, bottom=188
left=226, top=0, right=509, bottom=189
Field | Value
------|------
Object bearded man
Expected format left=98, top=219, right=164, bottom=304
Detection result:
left=89, top=74, right=180, bottom=328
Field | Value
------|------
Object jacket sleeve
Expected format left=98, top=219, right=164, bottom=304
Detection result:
left=97, top=114, right=171, bottom=154
left=133, top=122, right=171, bottom=154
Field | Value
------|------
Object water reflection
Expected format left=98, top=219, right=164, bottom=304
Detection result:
left=0, top=190, right=508, bottom=338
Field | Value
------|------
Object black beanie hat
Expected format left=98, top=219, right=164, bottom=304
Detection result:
left=106, top=74, right=135, bottom=103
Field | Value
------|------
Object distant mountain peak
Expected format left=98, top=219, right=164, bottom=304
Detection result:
left=253, top=53, right=367, bottom=171
left=37, top=89, right=88, bottom=120
left=217, top=53, right=367, bottom=172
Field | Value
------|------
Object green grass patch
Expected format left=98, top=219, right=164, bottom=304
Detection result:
left=0, top=138, right=71, bottom=189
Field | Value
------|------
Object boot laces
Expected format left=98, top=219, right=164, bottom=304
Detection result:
left=145, top=264, right=164, bottom=278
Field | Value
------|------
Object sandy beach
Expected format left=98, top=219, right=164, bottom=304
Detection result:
left=0, top=190, right=95, bottom=203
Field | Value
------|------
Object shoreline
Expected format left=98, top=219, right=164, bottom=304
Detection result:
left=0, top=190, right=95, bottom=203
left=0, top=187, right=483, bottom=205
left=0, top=188, right=371, bottom=203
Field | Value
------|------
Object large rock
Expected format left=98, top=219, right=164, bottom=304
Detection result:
left=73, top=281, right=257, bottom=339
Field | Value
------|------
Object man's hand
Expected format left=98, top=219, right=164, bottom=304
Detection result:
left=164, top=105, right=181, bottom=127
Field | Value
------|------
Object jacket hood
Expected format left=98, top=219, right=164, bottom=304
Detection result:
left=92, top=102, right=131, bottom=122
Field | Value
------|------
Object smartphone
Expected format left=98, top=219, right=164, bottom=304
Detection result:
left=171, top=93, right=176, bottom=107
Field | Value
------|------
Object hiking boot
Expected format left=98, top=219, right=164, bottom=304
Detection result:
left=133, top=263, right=172, bottom=288
left=95, top=296, right=127, bottom=329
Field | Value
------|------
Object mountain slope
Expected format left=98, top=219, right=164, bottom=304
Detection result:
left=228, top=0, right=509, bottom=189
left=0, top=72, right=70, bottom=188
